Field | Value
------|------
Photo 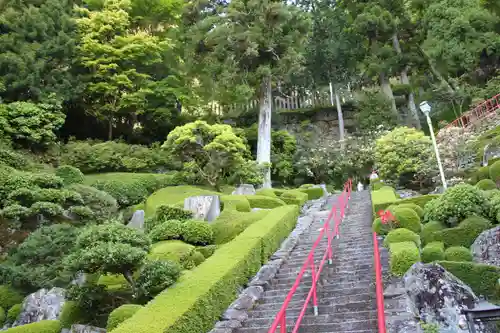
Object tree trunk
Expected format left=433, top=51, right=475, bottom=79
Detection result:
left=123, top=271, right=137, bottom=297
left=379, top=72, right=400, bottom=122
left=257, top=76, right=272, bottom=189
left=418, top=45, right=455, bottom=94
left=108, top=117, right=113, bottom=140
left=330, top=82, right=345, bottom=146
left=392, top=33, right=421, bottom=130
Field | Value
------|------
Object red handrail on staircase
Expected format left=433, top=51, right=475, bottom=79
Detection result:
left=444, top=93, right=500, bottom=130
left=373, top=232, right=387, bottom=333
left=267, top=179, right=352, bottom=333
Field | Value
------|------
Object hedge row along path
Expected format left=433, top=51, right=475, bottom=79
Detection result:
left=235, top=191, right=378, bottom=332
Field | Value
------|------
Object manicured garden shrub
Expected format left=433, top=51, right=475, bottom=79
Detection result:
left=476, top=179, right=497, bottom=190
left=107, top=305, right=143, bottom=331
left=0, top=306, right=5, bottom=325
left=371, top=188, right=399, bottom=213
left=372, top=217, right=393, bottom=235
left=55, top=165, right=84, bottom=185
left=3, top=320, right=61, bottom=333
left=220, top=195, right=251, bottom=212
left=1, top=204, right=30, bottom=221
left=383, top=228, right=420, bottom=247
left=444, top=246, right=473, bottom=262
left=255, top=189, right=277, bottom=197
left=299, top=187, right=324, bottom=200
left=0, top=286, right=23, bottom=311
left=181, top=220, right=214, bottom=245
left=372, top=181, right=384, bottom=190
left=30, top=173, right=64, bottom=189
left=489, top=160, right=500, bottom=184
left=59, top=301, right=83, bottom=328
left=67, top=184, right=118, bottom=221
left=91, top=179, right=148, bottom=207
left=488, top=191, right=500, bottom=222
left=438, top=261, right=500, bottom=299
left=432, top=216, right=492, bottom=248
left=137, top=260, right=181, bottom=297
left=423, top=184, right=487, bottom=226
left=111, top=205, right=299, bottom=333
left=211, top=210, right=269, bottom=244
left=280, top=190, right=309, bottom=206
left=196, top=245, right=217, bottom=258
left=389, top=241, right=420, bottom=276
left=244, top=195, right=286, bottom=209
left=148, top=241, right=197, bottom=269
left=148, top=220, right=182, bottom=242
left=391, top=207, right=421, bottom=233
left=68, top=206, right=94, bottom=221
left=145, top=186, right=219, bottom=215
left=29, top=201, right=64, bottom=218
left=421, top=242, right=445, bottom=263
left=155, top=205, right=193, bottom=222
left=97, top=274, right=129, bottom=291
left=420, top=221, right=445, bottom=245
left=396, top=203, right=424, bottom=218
left=6, top=304, right=22, bottom=324
left=475, top=166, right=490, bottom=182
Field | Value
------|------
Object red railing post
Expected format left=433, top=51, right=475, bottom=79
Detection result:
left=373, top=232, right=387, bottom=333
left=280, top=313, right=286, bottom=333
left=310, top=258, right=318, bottom=316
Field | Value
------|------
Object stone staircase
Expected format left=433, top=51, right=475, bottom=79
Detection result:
left=235, top=191, right=378, bottom=333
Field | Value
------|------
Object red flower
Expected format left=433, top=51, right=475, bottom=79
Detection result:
left=378, top=210, right=395, bottom=224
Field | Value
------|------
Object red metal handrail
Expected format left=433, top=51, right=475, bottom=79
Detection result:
left=268, top=179, right=353, bottom=333
left=373, top=232, right=387, bottom=333
left=444, top=93, right=500, bottom=130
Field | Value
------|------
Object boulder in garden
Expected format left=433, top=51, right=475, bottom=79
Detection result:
left=126, top=210, right=145, bottom=230
left=471, top=225, right=500, bottom=267
left=11, top=287, right=66, bottom=328
left=232, top=184, right=256, bottom=195
left=184, top=195, right=220, bottom=222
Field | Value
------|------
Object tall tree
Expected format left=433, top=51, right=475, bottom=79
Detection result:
left=193, top=0, right=310, bottom=188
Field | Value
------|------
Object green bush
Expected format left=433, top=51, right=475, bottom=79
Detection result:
left=196, top=245, right=217, bottom=258
left=421, top=242, right=445, bottom=263
left=423, top=184, right=487, bottom=226
left=475, top=166, right=491, bottom=182
left=148, top=241, right=196, bottom=269
left=489, top=160, right=500, bottom=184
left=1, top=204, right=30, bottom=221
left=397, top=194, right=440, bottom=208
left=3, top=320, right=61, bottom=333
left=389, top=241, right=420, bottom=276
left=0, top=286, right=23, bottom=311
left=371, top=188, right=399, bottom=213
left=220, top=195, right=251, bottom=212
left=476, top=179, right=497, bottom=190
left=155, top=205, right=193, bottom=222
left=438, top=261, right=500, bottom=299
left=255, top=189, right=277, bottom=197
left=280, top=190, right=309, bottom=206
left=420, top=221, right=445, bottom=245
left=299, top=187, right=324, bottom=200
left=372, top=181, right=384, bottom=190
left=148, top=220, right=183, bottom=242
left=59, top=301, right=83, bottom=328
left=383, top=228, right=420, bottom=247
left=67, top=184, right=118, bottom=221
left=391, top=207, right=422, bottom=233
left=0, top=306, right=5, bottom=326
left=137, top=260, right=181, bottom=297
left=107, top=305, right=143, bottom=331
left=245, top=195, right=286, bottom=209
left=444, top=246, right=473, bottom=262
left=29, top=201, right=64, bottom=217
left=111, top=205, right=299, bottom=333
left=372, top=217, right=390, bottom=235
left=55, top=165, right=84, bottom=185
left=6, top=304, right=22, bottom=324
left=30, top=173, right=64, bottom=189
left=68, top=206, right=94, bottom=221
left=396, top=203, right=424, bottom=218
left=181, top=220, right=214, bottom=245
left=144, top=186, right=219, bottom=216
left=211, top=210, right=269, bottom=244
left=432, top=216, right=492, bottom=248
left=91, top=180, right=148, bottom=207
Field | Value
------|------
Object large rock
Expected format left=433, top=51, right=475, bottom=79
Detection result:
left=471, top=225, right=500, bottom=267
left=70, top=324, right=106, bottom=333
left=232, top=184, right=256, bottom=195
left=126, top=210, right=145, bottom=230
left=404, top=263, right=491, bottom=333
left=12, top=288, right=66, bottom=327
left=184, top=195, right=220, bottom=222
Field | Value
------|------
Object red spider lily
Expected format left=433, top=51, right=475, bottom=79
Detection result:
left=377, top=210, right=395, bottom=224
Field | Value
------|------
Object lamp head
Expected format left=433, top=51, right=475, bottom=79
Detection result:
left=419, top=101, right=431, bottom=115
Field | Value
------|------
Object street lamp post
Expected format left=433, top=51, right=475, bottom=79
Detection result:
left=419, top=101, right=447, bottom=190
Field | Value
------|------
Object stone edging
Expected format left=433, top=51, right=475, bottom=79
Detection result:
left=208, top=198, right=328, bottom=333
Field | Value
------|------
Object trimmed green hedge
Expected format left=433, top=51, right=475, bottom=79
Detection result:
left=371, top=188, right=399, bottom=213
left=59, top=301, right=83, bottom=328
left=391, top=207, right=422, bottom=233
left=4, top=320, right=61, bottom=333
left=255, top=189, right=277, bottom=197
left=299, top=187, right=324, bottom=200
left=372, top=217, right=389, bottom=235
left=438, top=261, right=500, bottom=299
left=112, top=205, right=299, bottom=333
left=245, top=195, right=286, bottom=209
left=489, top=161, right=500, bottom=184
left=395, top=203, right=424, bottom=218
left=421, top=242, right=445, bottom=263
left=211, top=210, right=269, bottom=244
left=476, top=179, right=497, bottom=190
left=0, top=286, right=23, bottom=311
left=383, top=228, right=420, bottom=247
left=444, top=246, right=472, bottom=262
left=389, top=241, right=420, bottom=276
left=220, top=195, right=251, bottom=212
left=107, top=304, right=143, bottom=331
left=421, top=221, right=445, bottom=246
left=431, top=216, right=492, bottom=248
left=6, top=304, right=21, bottom=324
left=280, top=190, right=309, bottom=206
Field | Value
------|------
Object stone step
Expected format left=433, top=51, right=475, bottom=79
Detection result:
left=272, top=272, right=374, bottom=287
left=236, top=319, right=378, bottom=333
left=263, top=285, right=374, bottom=298
left=257, top=292, right=375, bottom=309
left=242, top=311, right=377, bottom=328
left=275, top=267, right=373, bottom=279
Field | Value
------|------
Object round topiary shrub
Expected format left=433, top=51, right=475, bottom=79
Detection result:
left=136, top=260, right=181, bottom=297
left=196, top=245, right=217, bottom=258
left=59, top=301, right=82, bottom=328
left=148, top=220, right=182, bottom=242
left=6, top=303, right=22, bottom=324
left=372, top=217, right=389, bottom=235
left=155, top=205, right=193, bottom=222
left=55, top=165, right=84, bottom=185
left=3, top=320, right=62, bottom=332
left=476, top=179, right=497, bottom=190
left=30, top=173, right=64, bottom=189
left=0, top=286, right=23, bottom=311
left=423, top=184, right=487, bottom=226
left=476, top=166, right=490, bottom=182
left=391, top=207, right=421, bottom=233
left=383, top=228, right=420, bottom=247
left=397, top=203, right=424, bottom=219
left=181, top=220, right=214, bottom=245
left=421, top=242, right=445, bottom=263
left=389, top=241, right=420, bottom=276
left=107, top=304, right=143, bottom=331
left=420, top=221, right=445, bottom=245
left=444, top=246, right=473, bottom=262
left=489, top=160, right=500, bottom=184
left=67, top=184, right=118, bottom=221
